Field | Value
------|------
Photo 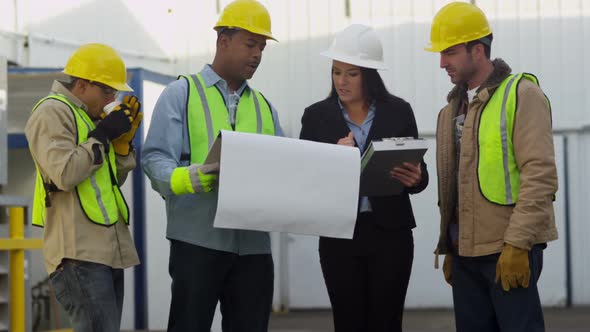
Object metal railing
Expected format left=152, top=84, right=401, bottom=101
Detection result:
left=0, top=196, right=42, bottom=332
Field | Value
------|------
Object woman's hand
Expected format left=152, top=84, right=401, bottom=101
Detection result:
left=391, top=162, right=422, bottom=188
left=337, top=132, right=355, bottom=147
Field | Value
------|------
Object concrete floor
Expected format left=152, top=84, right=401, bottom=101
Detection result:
left=266, top=307, right=590, bottom=331
left=127, top=307, right=590, bottom=331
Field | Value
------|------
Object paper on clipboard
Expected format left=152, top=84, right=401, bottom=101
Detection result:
left=206, top=130, right=360, bottom=239
left=360, top=137, right=428, bottom=196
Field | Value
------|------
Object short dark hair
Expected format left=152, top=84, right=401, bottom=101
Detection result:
left=466, top=33, right=493, bottom=59
left=329, top=67, right=392, bottom=103
left=216, top=27, right=240, bottom=42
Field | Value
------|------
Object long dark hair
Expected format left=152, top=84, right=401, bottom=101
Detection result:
left=328, top=67, right=392, bottom=103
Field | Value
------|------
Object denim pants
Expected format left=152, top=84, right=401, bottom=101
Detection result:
left=452, top=244, right=546, bottom=332
left=49, top=259, right=124, bottom=332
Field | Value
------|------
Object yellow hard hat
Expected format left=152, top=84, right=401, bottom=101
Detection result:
left=425, top=2, right=492, bottom=53
left=63, top=43, right=133, bottom=92
left=214, top=0, right=276, bottom=41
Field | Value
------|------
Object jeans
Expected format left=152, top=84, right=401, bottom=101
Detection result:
left=49, top=259, right=124, bottom=332
left=452, top=244, right=546, bottom=332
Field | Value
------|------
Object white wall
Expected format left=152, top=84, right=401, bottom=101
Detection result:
left=141, top=80, right=170, bottom=329
left=564, top=131, right=590, bottom=305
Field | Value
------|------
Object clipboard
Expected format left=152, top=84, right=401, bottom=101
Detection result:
left=360, top=137, right=428, bottom=196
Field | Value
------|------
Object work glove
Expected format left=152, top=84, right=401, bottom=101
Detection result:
left=112, top=95, right=143, bottom=155
left=88, top=106, right=133, bottom=146
left=442, top=254, right=452, bottom=286
left=495, top=244, right=530, bottom=291
left=188, top=163, right=220, bottom=193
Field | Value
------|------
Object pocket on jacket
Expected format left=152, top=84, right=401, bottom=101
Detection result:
left=473, top=201, right=512, bottom=245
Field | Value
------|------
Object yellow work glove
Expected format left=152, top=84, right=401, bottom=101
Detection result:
left=188, top=163, right=220, bottom=193
left=112, top=95, right=143, bottom=155
left=88, top=108, right=132, bottom=147
left=442, top=254, right=452, bottom=286
left=495, top=244, right=530, bottom=291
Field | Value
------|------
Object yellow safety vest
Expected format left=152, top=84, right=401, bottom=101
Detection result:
left=169, top=74, right=276, bottom=194
left=184, top=73, right=276, bottom=164
left=478, top=73, right=549, bottom=205
left=31, top=94, right=129, bottom=226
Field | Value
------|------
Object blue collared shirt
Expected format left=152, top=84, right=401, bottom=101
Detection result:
left=338, top=99, right=375, bottom=213
left=142, top=65, right=284, bottom=255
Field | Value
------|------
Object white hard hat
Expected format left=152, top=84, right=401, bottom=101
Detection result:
left=321, top=24, right=387, bottom=70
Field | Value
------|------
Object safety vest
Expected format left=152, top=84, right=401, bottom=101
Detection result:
left=478, top=73, right=549, bottom=205
left=183, top=73, right=276, bottom=164
left=31, top=94, right=129, bottom=227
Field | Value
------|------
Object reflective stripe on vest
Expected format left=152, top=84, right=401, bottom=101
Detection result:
left=478, top=73, right=547, bottom=205
left=182, top=74, right=275, bottom=164
left=31, top=94, right=129, bottom=227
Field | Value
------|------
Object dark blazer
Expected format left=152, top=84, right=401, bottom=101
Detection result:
left=300, top=95, right=428, bottom=231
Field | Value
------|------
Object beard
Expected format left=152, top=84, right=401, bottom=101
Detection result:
left=453, top=55, right=477, bottom=86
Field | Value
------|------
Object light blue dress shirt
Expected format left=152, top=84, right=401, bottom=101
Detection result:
left=338, top=99, right=375, bottom=213
left=142, top=65, right=284, bottom=255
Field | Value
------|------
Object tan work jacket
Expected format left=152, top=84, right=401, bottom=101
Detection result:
left=436, top=59, right=558, bottom=257
left=25, top=81, right=139, bottom=274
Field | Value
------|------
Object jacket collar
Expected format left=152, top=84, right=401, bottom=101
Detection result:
left=326, top=96, right=385, bottom=152
left=51, top=80, right=88, bottom=111
left=446, top=58, right=512, bottom=102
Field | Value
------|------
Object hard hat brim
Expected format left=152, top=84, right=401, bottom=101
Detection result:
left=109, top=81, right=134, bottom=92
left=424, top=44, right=445, bottom=53
left=247, top=27, right=277, bottom=41
left=214, top=25, right=277, bottom=42
left=61, top=70, right=134, bottom=92
left=320, top=51, right=388, bottom=70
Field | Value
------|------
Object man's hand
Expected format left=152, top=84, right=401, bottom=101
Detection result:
left=495, top=244, right=530, bottom=291
left=88, top=107, right=133, bottom=145
left=442, top=254, right=452, bottom=286
left=188, top=163, right=220, bottom=193
left=112, top=95, right=143, bottom=155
